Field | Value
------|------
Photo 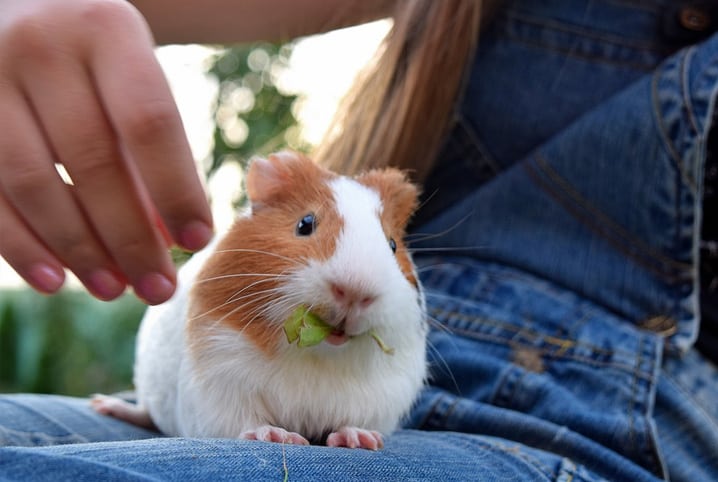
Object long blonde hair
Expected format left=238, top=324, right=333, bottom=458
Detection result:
left=314, top=0, right=498, bottom=182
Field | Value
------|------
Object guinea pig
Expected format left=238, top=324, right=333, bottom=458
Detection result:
left=92, top=151, right=427, bottom=450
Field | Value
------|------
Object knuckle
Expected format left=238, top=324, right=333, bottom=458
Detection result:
left=51, top=230, right=115, bottom=275
left=123, top=101, right=180, bottom=147
left=55, top=231, right=97, bottom=262
left=1, top=16, right=57, bottom=64
left=2, top=161, right=54, bottom=200
left=65, top=144, right=121, bottom=183
left=157, top=187, right=202, bottom=222
left=78, top=0, right=139, bottom=33
left=111, top=233, right=156, bottom=268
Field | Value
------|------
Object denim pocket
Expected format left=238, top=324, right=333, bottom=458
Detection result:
left=410, top=258, right=666, bottom=478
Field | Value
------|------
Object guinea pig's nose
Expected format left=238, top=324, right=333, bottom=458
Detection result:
left=330, top=282, right=376, bottom=309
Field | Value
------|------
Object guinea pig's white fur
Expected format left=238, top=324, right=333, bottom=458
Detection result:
left=132, top=153, right=427, bottom=444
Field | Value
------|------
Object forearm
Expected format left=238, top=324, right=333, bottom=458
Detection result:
left=130, top=0, right=395, bottom=44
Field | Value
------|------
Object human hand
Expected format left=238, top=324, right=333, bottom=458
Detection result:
left=0, top=0, right=213, bottom=304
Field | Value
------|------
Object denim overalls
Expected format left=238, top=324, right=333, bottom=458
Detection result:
left=0, top=1, right=716, bottom=481
left=409, top=0, right=718, bottom=480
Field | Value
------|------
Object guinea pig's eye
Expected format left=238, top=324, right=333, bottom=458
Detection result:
left=389, top=238, right=397, bottom=253
left=296, top=213, right=316, bottom=236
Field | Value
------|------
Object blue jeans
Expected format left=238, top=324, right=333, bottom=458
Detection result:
left=2, top=1, right=717, bottom=480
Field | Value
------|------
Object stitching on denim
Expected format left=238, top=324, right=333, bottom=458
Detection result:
left=525, top=155, right=692, bottom=283
left=503, top=32, right=659, bottom=71
left=425, top=396, right=559, bottom=480
left=428, top=307, right=657, bottom=382
left=415, top=393, right=445, bottom=430
left=534, top=154, right=690, bottom=273
left=502, top=10, right=660, bottom=51
left=681, top=47, right=702, bottom=144
left=640, top=339, right=666, bottom=477
left=0, top=425, right=88, bottom=446
left=606, top=0, right=663, bottom=13
left=483, top=438, right=559, bottom=480
left=429, top=302, right=622, bottom=358
left=626, top=335, right=643, bottom=456
left=454, top=115, right=502, bottom=176
left=664, top=371, right=718, bottom=435
left=651, top=52, right=700, bottom=195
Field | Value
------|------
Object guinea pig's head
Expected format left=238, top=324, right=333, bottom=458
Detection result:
left=189, top=151, right=424, bottom=357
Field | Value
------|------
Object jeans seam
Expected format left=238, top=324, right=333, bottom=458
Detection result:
left=606, top=0, right=664, bottom=13
left=0, top=425, right=89, bottom=446
left=525, top=154, right=692, bottom=284
left=627, top=335, right=643, bottom=456
left=664, top=372, right=718, bottom=435
left=503, top=10, right=660, bottom=51
left=486, top=438, right=559, bottom=480
left=422, top=394, right=559, bottom=480
left=651, top=49, right=700, bottom=195
left=682, top=47, right=702, bottom=141
left=428, top=307, right=654, bottom=381
left=503, top=32, right=659, bottom=71
left=455, top=115, right=502, bottom=177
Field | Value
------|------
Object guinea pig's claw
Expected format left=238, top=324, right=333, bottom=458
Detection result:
left=326, top=426, right=384, bottom=450
left=240, top=425, right=310, bottom=446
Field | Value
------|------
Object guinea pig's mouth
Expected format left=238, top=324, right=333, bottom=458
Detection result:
left=325, top=320, right=349, bottom=346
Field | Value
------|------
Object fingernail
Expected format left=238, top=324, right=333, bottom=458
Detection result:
left=178, top=221, right=213, bottom=251
left=28, top=264, right=65, bottom=293
left=87, top=269, right=126, bottom=301
left=136, top=272, right=175, bottom=305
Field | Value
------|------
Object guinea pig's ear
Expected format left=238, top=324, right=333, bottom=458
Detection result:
left=245, top=152, right=306, bottom=208
left=245, top=156, right=284, bottom=207
left=357, top=168, right=420, bottom=230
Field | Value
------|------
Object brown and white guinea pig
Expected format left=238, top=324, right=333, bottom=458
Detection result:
left=93, top=151, right=427, bottom=450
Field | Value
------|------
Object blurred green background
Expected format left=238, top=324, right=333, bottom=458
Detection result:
left=0, top=42, right=301, bottom=396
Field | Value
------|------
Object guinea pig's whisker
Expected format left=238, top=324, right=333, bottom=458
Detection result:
left=414, top=261, right=485, bottom=277
left=223, top=288, right=295, bottom=325
left=224, top=268, right=294, bottom=303
left=208, top=294, right=279, bottom=329
left=405, top=212, right=472, bottom=245
left=226, top=278, right=285, bottom=304
left=414, top=188, right=439, bottom=214
left=195, top=273, right=287, bottom=285
left=230, top=294, right=296, bottom=337
left=232, top=286, right=286, bottom=307
left=190, top=287, right=282, bottom=322
left=424, top=311, right=454, bottom=336
left=211, top=248, right=303, bottom=267
left=408, top=246, right=488, bottom=253
left=425, top=337, right=461, bottom=396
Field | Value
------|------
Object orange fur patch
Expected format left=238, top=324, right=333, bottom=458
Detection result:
left=188, top=154, right=343, bottom=359
left=356, top=168, right=420, bottom=287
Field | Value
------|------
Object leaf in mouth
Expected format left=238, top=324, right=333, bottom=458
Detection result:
left=283, top=306, right=333, bottom=347
left=283, top=305, right=394, bottom=355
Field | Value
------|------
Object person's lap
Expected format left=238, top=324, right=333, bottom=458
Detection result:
left=3, top=1, right=718, bottom=481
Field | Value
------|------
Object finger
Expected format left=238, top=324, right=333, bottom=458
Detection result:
left=90, top=11, right=213, bottom=251
left=20, top=55, right=175, bottom=304
left=0, top=194, right=65, bottom=294
left=0, top=88, right=126, bottom=300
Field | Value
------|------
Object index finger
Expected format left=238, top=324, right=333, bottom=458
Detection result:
left=88, top=6, right=213, bottom=252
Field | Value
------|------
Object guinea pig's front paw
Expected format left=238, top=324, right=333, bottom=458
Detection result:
left=326, top=426, right=384, bottom=450
left=239, top=425, right=310, bottom=445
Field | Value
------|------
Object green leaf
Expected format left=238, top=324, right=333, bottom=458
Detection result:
left=297, top=325, right=333, bottom=347
left=369, top=329, right=395, bottom=356
left=283, top=307, right=305, bottom=344
left=283, top=306, right=332, bottom=348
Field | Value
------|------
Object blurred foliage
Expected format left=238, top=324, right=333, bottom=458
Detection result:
left=207, top=42, right=307, bottom=180
left=0, top=290, right=144, bottom=396
left=0, top=42, right=303, bottom=396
